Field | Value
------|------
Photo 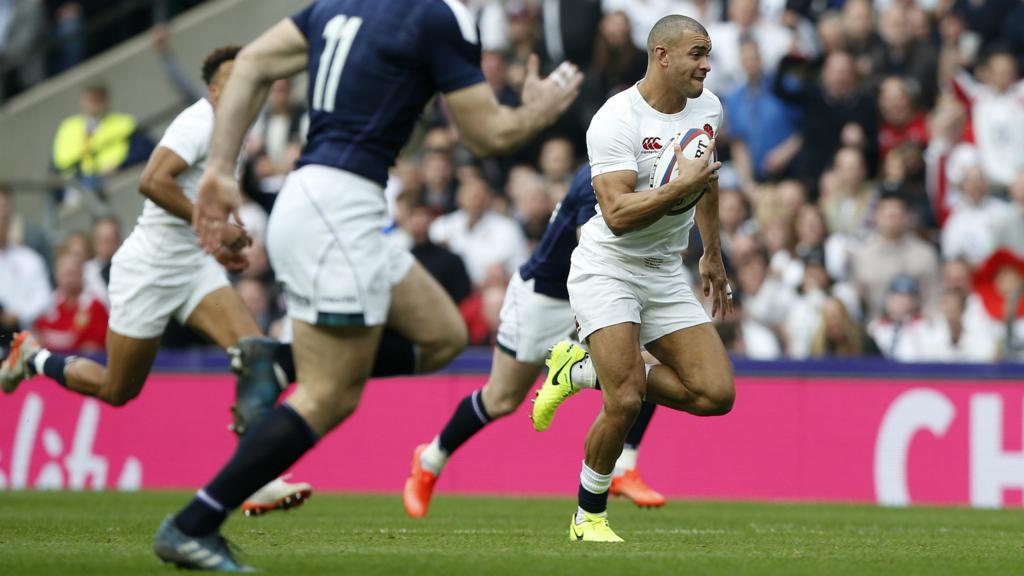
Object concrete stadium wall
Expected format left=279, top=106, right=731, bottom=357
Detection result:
left=0, top=0, right=308, bottom=186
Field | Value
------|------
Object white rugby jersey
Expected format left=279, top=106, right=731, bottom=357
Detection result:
left=129, top=98, right=243, bottom=266
left=581, top=83, right=723, bottom=263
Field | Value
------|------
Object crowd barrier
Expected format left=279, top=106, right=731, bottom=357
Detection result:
left=1, top=349, right=1022, bottom=508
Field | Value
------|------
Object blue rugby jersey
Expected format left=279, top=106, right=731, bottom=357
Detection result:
left=519, top=164, right=597, bottom=300
left=291, top=0, right=485, bottom=186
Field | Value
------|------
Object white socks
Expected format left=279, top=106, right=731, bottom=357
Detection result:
left=570, top=357, right=598, bottom=389
left=419, top=437, right=448, bottom=475
left=570, top=359, right=654, bottom=391
left=576, top=461, right=612, bottom=523
left=32, top=349, right=51, bottom=376
left=613, top=447, right=638, bottom=477
left=576, top=506, right=607, bottom=523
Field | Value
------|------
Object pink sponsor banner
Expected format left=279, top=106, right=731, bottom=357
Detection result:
left=1, top=373, right=1023, bottom=507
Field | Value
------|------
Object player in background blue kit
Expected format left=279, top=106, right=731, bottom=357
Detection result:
left=403, top=165, right=665, bottom=519
left=154, top=0, right=583, bottom=571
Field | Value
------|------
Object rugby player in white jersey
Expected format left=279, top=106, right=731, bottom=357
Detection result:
left=0, top=46, right=310, bottom=515
left=531, top=15, right=735, bottom=542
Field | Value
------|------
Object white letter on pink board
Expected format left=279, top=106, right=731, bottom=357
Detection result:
left=970, top=394, right=1024, bottom=508
left=875, top=389, right=955, bottom=505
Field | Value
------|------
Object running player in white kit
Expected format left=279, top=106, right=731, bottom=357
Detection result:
left=532, top=15, right=735, bottom=542
left=0, top=46, right=310, bottom=515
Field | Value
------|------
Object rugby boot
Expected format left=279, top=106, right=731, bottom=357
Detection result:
left=610, top=469, right=667, bottom=508
left=1, top=332, right=39, bottom=394
left=403, top=444, right=438, bottom=518
left=531, top=341, right=587, bottom=432
left=569, top=512, right=624, bottom=543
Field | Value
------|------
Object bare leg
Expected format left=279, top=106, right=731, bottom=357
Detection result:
left=584, top=322, right=646, bottom=475
left=480, top=347, right=545, bottom=418
left=184, top=286, right=263, bottom=348
left=285, top=320, right=383, bottom=436
left=643, top=323, right=734, bottom=416
left=63, top=329, right=162, bottom=406
left=386, top=261, right=467, bottom=373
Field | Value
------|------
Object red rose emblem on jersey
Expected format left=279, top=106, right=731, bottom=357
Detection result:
left=703, top=123, right=714, bottom=138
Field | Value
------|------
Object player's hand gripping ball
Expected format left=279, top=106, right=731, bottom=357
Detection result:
left=648, top=128, right=717, bottom=215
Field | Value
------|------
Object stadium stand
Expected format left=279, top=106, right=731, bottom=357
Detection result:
left=2, top=0, right=1024, bottom=361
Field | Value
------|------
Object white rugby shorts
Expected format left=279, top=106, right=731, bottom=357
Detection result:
left=495, top=272, right=577, bottom=364
left=567, top=246, right=709, bottom=345
left=107, top=230, right=230, bottom=339
left=268, top=165, right=414, bottom=327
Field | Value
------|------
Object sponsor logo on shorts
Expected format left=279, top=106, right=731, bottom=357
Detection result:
left=322, top=295, right=359, bottom=305
left=284, top=288, right=311, bottom=308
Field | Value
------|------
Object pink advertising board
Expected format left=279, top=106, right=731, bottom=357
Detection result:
left=1, top=372, right=1023, bottom=507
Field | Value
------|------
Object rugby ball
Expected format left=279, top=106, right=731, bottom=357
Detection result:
left=649, top=128, right=715, bottom=215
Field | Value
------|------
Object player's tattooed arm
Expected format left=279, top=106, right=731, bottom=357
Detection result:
left=594, top=141, right=721, bottom=236
left=445, top=55, right=583, bottom=157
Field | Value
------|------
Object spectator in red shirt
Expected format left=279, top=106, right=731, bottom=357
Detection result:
left=34, top=251, right=108, bottom=353
left=878, top=76, right=929, bottom=160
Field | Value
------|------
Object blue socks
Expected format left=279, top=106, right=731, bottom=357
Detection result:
left=175, top=404, right=318, bottom=537
left=437, top=389, right=492, bottom=454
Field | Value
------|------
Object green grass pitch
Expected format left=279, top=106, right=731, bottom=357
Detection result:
left=1, top=492, right=1022, bottom=575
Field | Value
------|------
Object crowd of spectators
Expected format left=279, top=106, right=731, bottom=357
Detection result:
left=0, top=0, right=205, bottom=102
left=2, top=0, right=1024, bottom=363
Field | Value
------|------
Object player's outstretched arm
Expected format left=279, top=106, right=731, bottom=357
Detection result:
left=695, top=178, right=733, bottom=319
left=194, top=18, right=308, bottom=252
left=444, top=55, right=583, bottom=157
left=595, top=141, right=721, bottom=236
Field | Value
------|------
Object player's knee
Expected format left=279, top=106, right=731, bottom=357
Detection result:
left=481, top=388, right=525, bottom=419
left=99, top=386, right=141, bottom=407
left=605, top=385, right=644, bottom=424
left=303, top=384, right=363, bottom=426
left=437, top=321, right=468, bottom=364
left=419, top=322, right=468, bottom=373
left=701, top=376, right=735, bottom=416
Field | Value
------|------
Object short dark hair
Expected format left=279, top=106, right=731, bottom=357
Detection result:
left=647, top=15, right=709, bottom=53
left=202, top=45, right=243, bottom=85
left=83, top=83, right=108, bottom=99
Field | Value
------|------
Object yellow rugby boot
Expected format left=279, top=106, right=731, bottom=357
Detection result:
left=531, top=341, right=587, bottom=432
left=568, top=512, right=624, bottom=543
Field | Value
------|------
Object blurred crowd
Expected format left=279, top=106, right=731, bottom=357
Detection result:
left=3, top=0, right=1024, bottom=363
left=0, top=0, right=204, bottom=102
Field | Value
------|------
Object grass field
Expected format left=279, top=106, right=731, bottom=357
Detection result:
left=1, top=492, right=1022, bottom=575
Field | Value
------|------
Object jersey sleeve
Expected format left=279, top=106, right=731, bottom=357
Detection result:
left=586, top=104, right=639, bottom=177
left=290, top=4, right=315, bottom=39
left=421, top=0, right=486, bottom=93
left=576, top=195, right=598, bottom=226
left=567, top=168, right=598, bottom=226
left=157, top=102, right=211, bottom=167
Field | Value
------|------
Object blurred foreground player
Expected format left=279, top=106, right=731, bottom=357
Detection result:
left=403, top=164, right=665, bottom=519
left=156, top=0, right=584, bottom=570
left=0, top=46, right=311, bottom=516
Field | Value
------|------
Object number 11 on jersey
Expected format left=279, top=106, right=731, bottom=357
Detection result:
left=312, top=15, right=363, bottom=113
